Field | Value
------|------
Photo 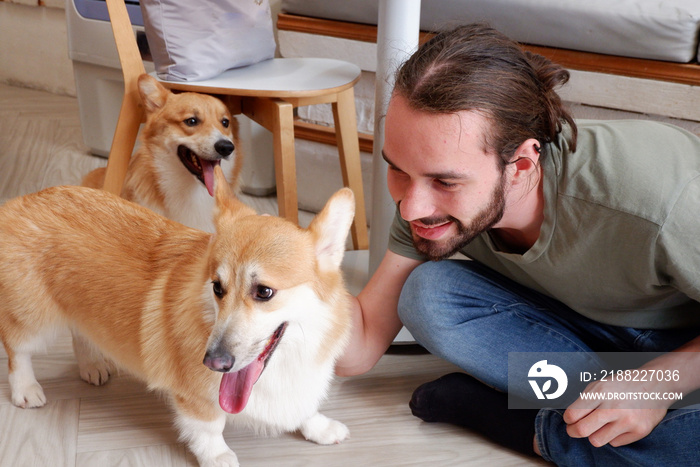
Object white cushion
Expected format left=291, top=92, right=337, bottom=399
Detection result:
left=141, top=0, right=277, bottom=82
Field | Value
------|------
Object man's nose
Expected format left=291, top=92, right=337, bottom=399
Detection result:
left=399, top=183, right=435, bottom=222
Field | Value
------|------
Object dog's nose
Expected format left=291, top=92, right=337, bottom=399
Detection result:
left=215, top=139, right=235, bottom=157
left=203, top=346, right=234, bottom=372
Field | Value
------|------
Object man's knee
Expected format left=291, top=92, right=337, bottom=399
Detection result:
left=397, top=261, right=448, bottom=330
left=397, top=259, right=509, bottom=340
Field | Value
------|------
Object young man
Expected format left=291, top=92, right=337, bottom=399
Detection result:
left=336, top=23, right=700, bottom=464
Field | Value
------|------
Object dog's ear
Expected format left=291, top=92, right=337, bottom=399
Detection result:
left=138, top=74, right=170, bottom=113
left=213, top=166, right=255, bottom=225
left=307, top=188, right=355, bottom=271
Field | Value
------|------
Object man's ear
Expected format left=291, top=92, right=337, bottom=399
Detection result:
left=138, top=73, right=170, bottom=113
left=506, top=138, right=541, bottom=185
left=307, top=188, right=356, bottom=272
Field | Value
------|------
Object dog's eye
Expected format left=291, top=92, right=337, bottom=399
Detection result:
left=184, top=117, right=199, bottom=127
left=254, top=285, right=275, bottom=301
left=212, top=280, right=225, bottom=299
left=221, top=118, right=230, bottom=128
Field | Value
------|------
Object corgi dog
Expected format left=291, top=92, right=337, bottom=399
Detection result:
left=83, top=74, right=242, bottom=233
left=0, top=167, right=354, bottom=467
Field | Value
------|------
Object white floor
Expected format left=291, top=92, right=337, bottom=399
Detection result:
left=0, top=82, right=547, bottom=466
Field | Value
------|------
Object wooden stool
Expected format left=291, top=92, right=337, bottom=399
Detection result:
left=103, top=0, right=368, bottom=249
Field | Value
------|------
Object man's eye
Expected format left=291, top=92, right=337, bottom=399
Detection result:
left=387, top=165, right=408, bottom=178
left=435, top=179, right=457, bottom=188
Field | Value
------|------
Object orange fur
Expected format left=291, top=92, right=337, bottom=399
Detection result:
left=0, top=167, right=355, bottom=466
left=83, top=74, right=243, bottom=233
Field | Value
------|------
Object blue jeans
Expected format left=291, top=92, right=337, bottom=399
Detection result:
left=398, top=259, right=700, bottom=465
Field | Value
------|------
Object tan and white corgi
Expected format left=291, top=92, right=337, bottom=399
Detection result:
left=83, top=74, right=242, bottom=233
left=0, top=167, right=354, bottom=467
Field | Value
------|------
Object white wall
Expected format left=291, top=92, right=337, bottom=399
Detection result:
left=0, top=1, right=76, bottom=95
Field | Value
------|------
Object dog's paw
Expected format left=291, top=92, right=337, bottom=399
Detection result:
left=300, top=413, right=349, bottom=445
left=11, top=383, right=47, bottom=409
left=72, top=332, right=112, bottom=386
left=78, top=361, right=111, bottom=386
left=201, top=451, right=239, bottom=467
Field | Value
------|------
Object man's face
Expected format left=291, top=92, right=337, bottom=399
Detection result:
left=383, top=94, right=509, bottom=260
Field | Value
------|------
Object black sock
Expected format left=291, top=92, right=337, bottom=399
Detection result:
left=409, top=372, right=538, bottom=456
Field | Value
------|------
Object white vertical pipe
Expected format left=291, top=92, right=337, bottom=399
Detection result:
left=369, top=0, right=421, bottom=275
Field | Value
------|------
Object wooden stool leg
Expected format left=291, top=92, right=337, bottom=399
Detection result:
left=272, top=100, right=298, bottom=223
left=102, top=91, right=143, bottom=195
left=332, top=88, right=369, bottom=250
left=242, top=97, right=298, bottom=224
left=103, top=0, right=147, bottom=195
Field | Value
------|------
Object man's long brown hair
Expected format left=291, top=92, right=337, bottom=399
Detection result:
left=393, top=23, right=577, bottom=168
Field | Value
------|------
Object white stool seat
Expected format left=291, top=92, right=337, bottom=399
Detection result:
left=156, top=58, right=361, bottom=97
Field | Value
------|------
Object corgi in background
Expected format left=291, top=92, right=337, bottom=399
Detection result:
left=83, top=74, right=242, bottom=232
left=0, top=167, right=354, bottom=466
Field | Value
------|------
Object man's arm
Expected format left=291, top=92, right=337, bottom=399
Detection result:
left=336, top=250, right=423, bottom=376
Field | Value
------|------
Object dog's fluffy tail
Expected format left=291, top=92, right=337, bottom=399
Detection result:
left=82, top=167, right=107, bottom=189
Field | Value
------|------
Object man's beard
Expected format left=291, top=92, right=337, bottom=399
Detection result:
left=409, top=174, right=507, bottom=261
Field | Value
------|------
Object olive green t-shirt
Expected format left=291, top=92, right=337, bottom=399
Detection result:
left=389, top=120, right=700, bottom=329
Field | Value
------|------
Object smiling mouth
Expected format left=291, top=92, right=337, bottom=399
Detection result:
left=177, top=145, right=221, bottom=196
left=411, top=220, right=454, bottom=240
left=217, top=322, right=289, bottom=414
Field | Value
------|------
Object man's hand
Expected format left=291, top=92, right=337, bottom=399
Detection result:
left=563, top=337, right=700, bottom=448
left=335, top=251, right=421, bottom=376
left=563, top=368, right=684, bottom=447
left=563, top=378, right=669, bottom=447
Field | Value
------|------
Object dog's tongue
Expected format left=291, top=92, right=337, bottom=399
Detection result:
left=219, top=359, right=265, bottom=414
left=201, top=160, right=219, bottom=197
